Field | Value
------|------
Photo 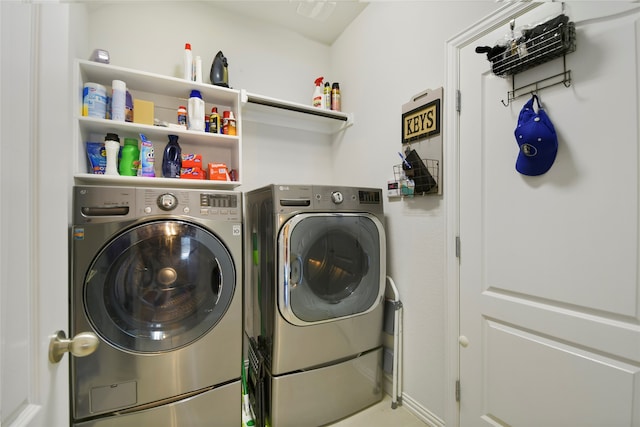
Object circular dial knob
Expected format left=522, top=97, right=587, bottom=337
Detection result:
left=158, top=193, right=178, bottom=211
left=331, top=191, right=344, bottom=204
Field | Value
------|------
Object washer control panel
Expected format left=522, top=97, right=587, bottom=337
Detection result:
left=199, top=193, right=239, bottom=209
left=142, top=189, right=241, bottom=221
left=73, top=186, right=242, bottom=224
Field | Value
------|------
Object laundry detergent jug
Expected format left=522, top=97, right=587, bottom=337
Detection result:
left=162, top=134, right=182, bottom=178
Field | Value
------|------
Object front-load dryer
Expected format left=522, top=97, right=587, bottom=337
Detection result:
left=244, top=184, right=386, bottom=427
left=70, top=186, right=242, bottom=427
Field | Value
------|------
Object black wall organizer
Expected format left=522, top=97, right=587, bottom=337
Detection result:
left=476, top=13, right=577, bottom=106
left=393, top=150, right=439, bottom=196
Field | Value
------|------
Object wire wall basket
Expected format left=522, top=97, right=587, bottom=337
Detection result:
left=393, top=158, right=439, bottom=196
left=490, top=16, right=576, bottom=77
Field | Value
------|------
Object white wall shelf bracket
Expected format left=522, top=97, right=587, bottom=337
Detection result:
left=240, top=89, right=354, bottom=134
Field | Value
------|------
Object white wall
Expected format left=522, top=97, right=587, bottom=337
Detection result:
left=83, top=1, right=501, bottom=424
left=86, top=2, right=335, bottom=192
left=331, top=2, right=499, bottom=422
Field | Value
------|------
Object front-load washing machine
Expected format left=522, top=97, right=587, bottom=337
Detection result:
left=70, top=185, right=242, bottom=427
left=244, top=184, right=386, bottom=427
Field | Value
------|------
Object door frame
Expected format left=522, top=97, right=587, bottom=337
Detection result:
left=443, top=3, right=540, bottom=426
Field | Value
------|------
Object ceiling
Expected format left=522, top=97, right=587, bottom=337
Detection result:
left=213, top=1, right=369, bottom=46
left=78, top=0, right=368, bottom=46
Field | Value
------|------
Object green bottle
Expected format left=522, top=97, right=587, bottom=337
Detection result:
left=119, top=138, right=140, bottom=176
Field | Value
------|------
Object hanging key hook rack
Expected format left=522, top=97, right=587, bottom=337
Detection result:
left=476, top=12, right=577, bottom=106
left=501, top=56, right=572, bottom=106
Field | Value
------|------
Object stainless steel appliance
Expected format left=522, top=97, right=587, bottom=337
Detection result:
left=70, top=185, right=243, bottom=427
left=244, top=184, right=386, bottom=427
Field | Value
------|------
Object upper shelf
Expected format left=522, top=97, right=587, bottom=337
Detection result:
left=77, top=59, right=240, bottom=107
left=78, top=60, right=354, bottom=135
left=240, top=90, right=354, bottom=135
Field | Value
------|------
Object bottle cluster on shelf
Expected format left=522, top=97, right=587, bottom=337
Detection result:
left=76, top=59, right=241, bottom=188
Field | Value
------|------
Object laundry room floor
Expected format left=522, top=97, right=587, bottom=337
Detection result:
left=326, top=394, right=428, bottom=427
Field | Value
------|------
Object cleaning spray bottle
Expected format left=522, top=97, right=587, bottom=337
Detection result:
left=312, top=77, right=324, bottom=108
left=324, top=81, right=331, bottom=110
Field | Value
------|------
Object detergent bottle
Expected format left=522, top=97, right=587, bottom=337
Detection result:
left=119, top=137, right=140, bottom=176
left=137, top=133, right=155, bottom=177
left=162, top=134, right=182, bottom=178
left=312, top=77, right=323, bottom=108
left=188, top=90, right=205, bottom=132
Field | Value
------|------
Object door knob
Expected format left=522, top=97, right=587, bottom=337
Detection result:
left=48, top=330, right=99, bottom=363
left=458, top=335, right=470, bottom=348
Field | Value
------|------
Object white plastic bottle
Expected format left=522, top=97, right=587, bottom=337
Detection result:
left=104, top=133, right=120, bottom=175
left=111, top=80, right=126, bottom=122
left=184, top=43, right=193, bottom=81
left=195, top=56, right=203, bottom=83
left=188, top=90, right=205, bottom=131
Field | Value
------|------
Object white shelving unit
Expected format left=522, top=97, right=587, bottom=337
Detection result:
left=73, top=60, right=356, bottom=190
left=240, top=90, right=354, bottom=134
left=74, top=59, right=242, bottom=189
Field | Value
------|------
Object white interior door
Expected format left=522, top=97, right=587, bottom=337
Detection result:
left=1, top=4, right=72, bottom=426
left=456, top=3, right=640, bottom=426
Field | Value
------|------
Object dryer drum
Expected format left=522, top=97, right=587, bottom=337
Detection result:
left=284, top=213, right=382, bottom=324
left=304, top=229, right=369, bottom=303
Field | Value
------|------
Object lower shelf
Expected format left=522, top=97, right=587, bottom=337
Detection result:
left=74, top=173, right=241, bottom=190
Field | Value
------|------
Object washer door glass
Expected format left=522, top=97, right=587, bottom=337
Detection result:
left=84, top=220, right=235, bottom=353
left=279, top=213, right=385, bottom=325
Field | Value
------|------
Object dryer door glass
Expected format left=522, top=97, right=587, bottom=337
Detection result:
left=84, top=220, right=236, bottom=353
left=280, top=213, right=384, bottom=324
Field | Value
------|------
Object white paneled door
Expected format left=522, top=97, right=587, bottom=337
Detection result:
left=455, top=3, right=640, bottom=426
left=1, top=4, right=72, bottom=427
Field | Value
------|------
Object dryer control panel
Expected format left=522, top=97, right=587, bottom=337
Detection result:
left=272, top=184, right=383, bottom=215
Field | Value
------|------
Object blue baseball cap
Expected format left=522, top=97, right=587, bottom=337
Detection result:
left=514, top=95, right=558, bottom=176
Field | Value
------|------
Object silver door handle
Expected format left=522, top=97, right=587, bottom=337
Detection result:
left=48, top=330, right=99, bottom=363
left=290, top=256, right=303, bottom=288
